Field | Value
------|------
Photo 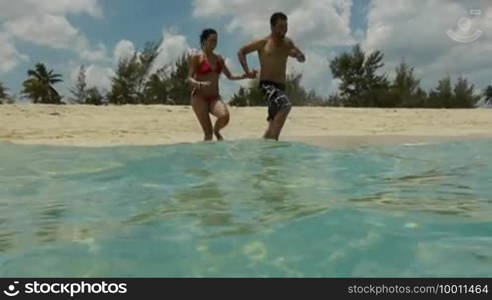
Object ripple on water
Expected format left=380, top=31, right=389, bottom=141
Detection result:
left=0, top=139, right=491, bottom=276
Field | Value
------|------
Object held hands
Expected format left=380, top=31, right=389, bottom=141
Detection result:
left=244, top=69, right=258, bottom=79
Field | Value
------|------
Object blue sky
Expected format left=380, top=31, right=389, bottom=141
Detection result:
left=0, top=0, right=490, bottom=101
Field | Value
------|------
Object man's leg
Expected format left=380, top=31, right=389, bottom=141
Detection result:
left=264, top=109, right=290, bottom=141
left=263, top=121, right=274, bottom=139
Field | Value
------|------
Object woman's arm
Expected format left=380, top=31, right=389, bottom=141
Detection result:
left=187, top=55, right=211, bottom=88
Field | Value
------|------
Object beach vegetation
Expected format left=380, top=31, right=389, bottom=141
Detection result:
left=107, top=41, right=160, bottom=104
left=70, top=65, right=88, bottom=104
left=165, top=53, right=193, bottom=105
left=483, top=85, right=492, bottom=106
left=22, top=63, right=63, bottom=104
left=0, top=82, right=7, bottom=104
left=329, top=45, right=480, bottom=108
left=330, top=44, right=389, bottom=107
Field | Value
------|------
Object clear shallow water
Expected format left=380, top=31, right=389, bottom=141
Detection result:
left=0, top=139, right=491, bottom=277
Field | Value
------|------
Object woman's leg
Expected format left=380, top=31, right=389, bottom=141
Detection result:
left=210, top=100, right=230, bottom=141
left=192, top=95, right=213, bottom=141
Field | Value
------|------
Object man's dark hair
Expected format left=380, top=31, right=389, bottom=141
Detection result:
left=270, top=12, right=287, bottom=27
left=200, top=28, right=217, bottom=48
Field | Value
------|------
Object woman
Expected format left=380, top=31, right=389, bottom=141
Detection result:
left=187, top=28, right=248, bottom=141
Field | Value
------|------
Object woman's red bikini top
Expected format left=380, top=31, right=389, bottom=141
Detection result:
left=196, top=55, right=223, bottom=75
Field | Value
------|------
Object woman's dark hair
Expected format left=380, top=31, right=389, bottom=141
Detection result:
left=200, top=28, right=217, bottom=48
left=270, top=12, right=287, bottom=27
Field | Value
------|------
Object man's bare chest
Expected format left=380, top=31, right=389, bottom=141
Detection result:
left=262, top=40, right=289, bottom=58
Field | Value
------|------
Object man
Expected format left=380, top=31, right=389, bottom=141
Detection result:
left=237, top=12, right=306, bottom=140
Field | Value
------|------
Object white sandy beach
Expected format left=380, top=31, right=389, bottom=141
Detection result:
left=0, top=104, right=491, bottom=147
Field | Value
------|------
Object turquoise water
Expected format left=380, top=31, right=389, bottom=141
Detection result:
left=0, top=139, right=491, bottom=277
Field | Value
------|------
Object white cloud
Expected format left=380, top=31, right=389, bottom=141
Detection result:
left=114, top=40, right=136, bottom=65
left=193, top=0, right=354, bottom=46
left=287, top=50, right=332, bottom=95
left=363, top=0, right=492, bottom=91
left=0, top=0, right=102, bottom=19
left=5, top=14, right=79, bottom=49
left=0, top=32, right=29, bottom=73
left=0, top=0, right=107, bottom=63
left=69, top=64, right=113, bottom=97
left=85, top=65, right=113, bottom=91
left=77, top=40, right=109, bottom=62
left=153, top=30, right=192, bottom=72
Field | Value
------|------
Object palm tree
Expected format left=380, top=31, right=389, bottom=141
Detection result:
left=22, top=63, right=63, bottom=104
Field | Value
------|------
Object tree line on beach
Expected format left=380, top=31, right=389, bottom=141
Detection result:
left=1, top=42, right=491, bottom=108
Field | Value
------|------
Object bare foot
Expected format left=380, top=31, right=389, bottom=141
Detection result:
left=214, top=131, right=224, bottom=141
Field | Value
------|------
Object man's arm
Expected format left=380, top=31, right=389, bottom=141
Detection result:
left=219, top=56, right=247, bottom=80
left=237, top=38, right=265, bottom=77
left=288, top=39, right=306, bottom=63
